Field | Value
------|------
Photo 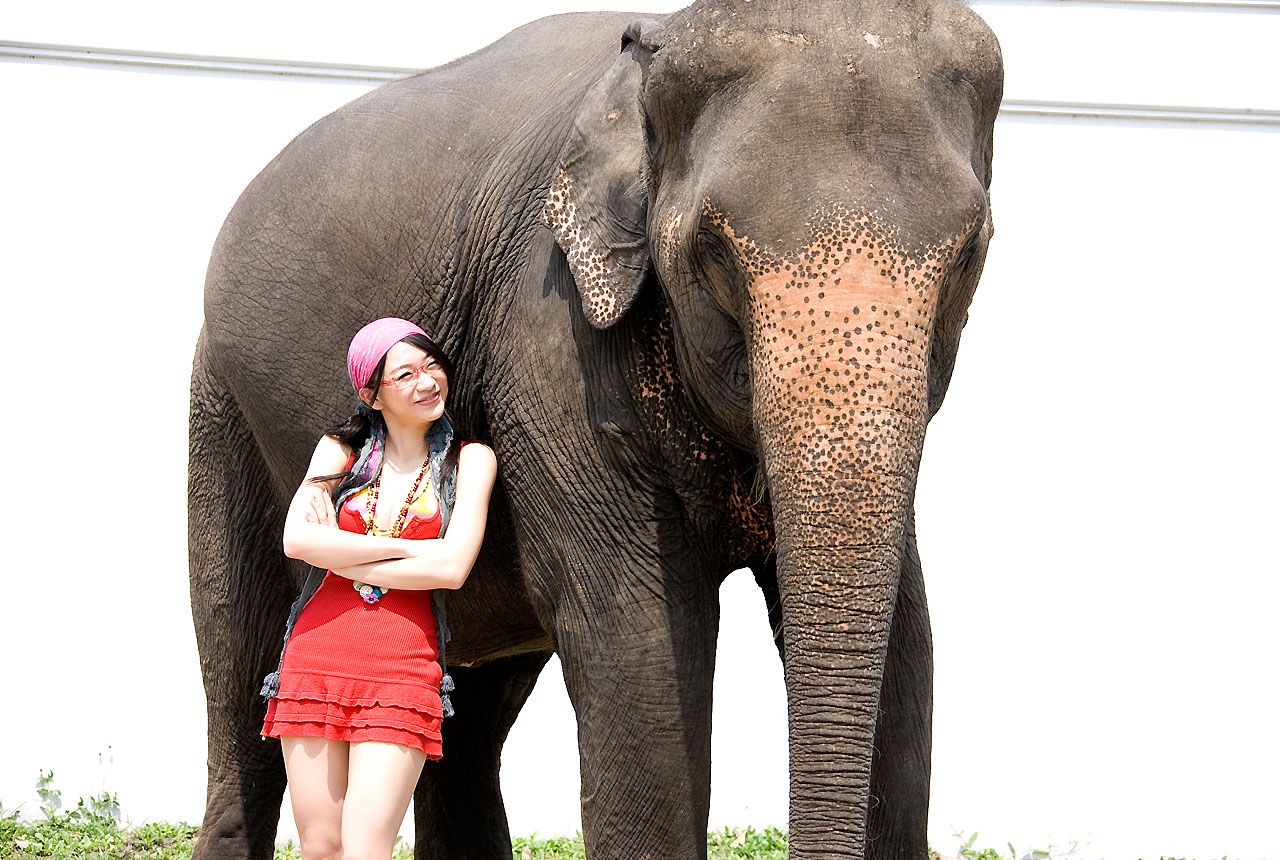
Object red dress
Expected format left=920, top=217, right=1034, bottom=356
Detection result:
left=261, top=480, right=445, bottom=759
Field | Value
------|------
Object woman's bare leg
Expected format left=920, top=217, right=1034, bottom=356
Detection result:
left=281, top=736, right=348, bottom=860
left=341, top=740, right=427, bottom=859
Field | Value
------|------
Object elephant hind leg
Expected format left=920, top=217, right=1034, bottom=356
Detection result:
left=412, top=651, right=552, bottom=860
left=866, top=513, right=933, bottom=860
left=189, top=338, right=295, bottom=860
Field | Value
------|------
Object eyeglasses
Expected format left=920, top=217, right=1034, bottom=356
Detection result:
left=380, top=360, right=446, bottom=391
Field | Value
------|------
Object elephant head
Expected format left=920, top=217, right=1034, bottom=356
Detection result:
left=544, top=0, right=1002, bottom=854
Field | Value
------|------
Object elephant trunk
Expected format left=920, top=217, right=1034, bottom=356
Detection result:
left=737, top=210, right=950, bottom=857
left=761, top=413, right=925, bottom=857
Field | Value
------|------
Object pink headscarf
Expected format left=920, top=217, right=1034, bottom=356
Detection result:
left=346, top=317, right=429, bottom=391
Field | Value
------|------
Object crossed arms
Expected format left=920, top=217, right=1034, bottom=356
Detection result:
left=281, top=434, right=497, bottom=591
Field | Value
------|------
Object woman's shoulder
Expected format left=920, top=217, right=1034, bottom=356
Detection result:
left=458, top=440, right=496, bottom=470
left=307, top=434, right=356, bottom=477
left=317, top=433, right=355, bottom=455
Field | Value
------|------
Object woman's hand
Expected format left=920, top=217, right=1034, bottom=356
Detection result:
left=299, top=483, right=338, bottom=528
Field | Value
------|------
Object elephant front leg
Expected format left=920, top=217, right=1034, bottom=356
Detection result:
left=866, top=511, right=933, bottom=860
left=412, top=651, right=552, bottom=860
left=544, top=543, right=721, bottom=860
left=189, top=352, right=293, bottom=860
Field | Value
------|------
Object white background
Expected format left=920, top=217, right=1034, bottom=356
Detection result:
left=2, top=2, right=1277, bottom=858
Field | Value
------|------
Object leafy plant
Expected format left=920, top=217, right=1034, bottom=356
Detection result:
left=34, top=770, right=61, bottom=819
left=272, top=839, right=301, bottom=859
left=511, top=832, right=588, bottom=859
left=949, top=829, right=1082, bottom=860
left=84, top=792, right=123, bottom=826
left=3, top=773, right=138, bottom=859
left=708, top=826, right=789, bottom=859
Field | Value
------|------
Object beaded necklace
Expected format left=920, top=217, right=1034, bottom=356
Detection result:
left=364, top=454, right=432, bottom=537
left=354, top=454, right=431, bottom=604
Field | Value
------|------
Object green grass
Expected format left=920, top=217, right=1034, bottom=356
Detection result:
left=0, top=810, right=198, bottom=860
left=2, top=773, right=1230, bottom=859
left=0, top=815, right=1232, bottom=860
left=0, top=794, right=1221, bottom=860
left=2, top=818, right=789, bottom=859
left=512, top=828, right=788, bottom=859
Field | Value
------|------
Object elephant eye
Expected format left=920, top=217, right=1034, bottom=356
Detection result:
left=694, top=228, right=744, bottom=319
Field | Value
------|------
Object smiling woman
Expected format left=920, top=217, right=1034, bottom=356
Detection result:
left=259, top=317, right=497, bottom=860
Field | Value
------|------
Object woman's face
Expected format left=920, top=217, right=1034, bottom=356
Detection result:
left=367, top=341, right=449, bottom=424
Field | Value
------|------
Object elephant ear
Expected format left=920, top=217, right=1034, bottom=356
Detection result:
left=542, top=18, right=664, bottom=330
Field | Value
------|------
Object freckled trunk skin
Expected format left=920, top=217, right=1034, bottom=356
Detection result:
left=725, top=207, right=957, bottom=857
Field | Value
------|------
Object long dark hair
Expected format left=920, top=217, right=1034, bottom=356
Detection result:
left=310, top=332, right=459, bottom=486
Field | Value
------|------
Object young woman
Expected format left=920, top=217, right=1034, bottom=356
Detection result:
left=260, top=317, right=497, bottom=860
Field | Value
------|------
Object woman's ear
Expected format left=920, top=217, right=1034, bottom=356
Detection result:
left=541, top=18, right=665, bottom=330
left=360, top=389, right=381, bottom=411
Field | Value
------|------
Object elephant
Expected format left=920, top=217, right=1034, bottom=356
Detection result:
left=187, top=1, right=1003, bottom=858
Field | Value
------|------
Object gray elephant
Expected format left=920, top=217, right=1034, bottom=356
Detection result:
left=188, top=1, right=1002, bottom=858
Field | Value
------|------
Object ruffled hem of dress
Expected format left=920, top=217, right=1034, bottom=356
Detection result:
left=261, top=716, right=442, bottom=759
left=265, top=700, right=442, bottom=737
left=272, top=668, right=443, bottom=718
